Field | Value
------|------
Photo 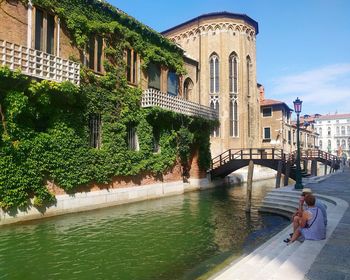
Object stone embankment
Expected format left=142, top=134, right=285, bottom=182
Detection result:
left=211, top=169, right=349, bottom=280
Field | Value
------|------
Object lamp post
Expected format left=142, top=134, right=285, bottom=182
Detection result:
left=293, top=97, right=303, bottom=189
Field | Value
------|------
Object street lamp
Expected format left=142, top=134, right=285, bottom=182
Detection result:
left=293, top=97, right=303, bottom=189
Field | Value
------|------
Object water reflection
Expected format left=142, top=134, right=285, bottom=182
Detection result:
left=0, top=179, right=288, bottom=280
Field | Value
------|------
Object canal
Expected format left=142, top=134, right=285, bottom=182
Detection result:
left=0, top=178, right=289, bottom=280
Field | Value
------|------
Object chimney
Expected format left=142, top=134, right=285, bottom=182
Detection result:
left=259, top=85, right=265, bottom=102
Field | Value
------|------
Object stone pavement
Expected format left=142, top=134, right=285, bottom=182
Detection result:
left=210, top=167, right=350, bottom=280
left=305, top=166, right=350, bottom=280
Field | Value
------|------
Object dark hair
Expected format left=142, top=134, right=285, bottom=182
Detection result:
left=304, top=194, right=315, bottom=206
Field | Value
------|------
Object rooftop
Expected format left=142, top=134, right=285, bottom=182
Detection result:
left=162, top=11, right=259, bottom=35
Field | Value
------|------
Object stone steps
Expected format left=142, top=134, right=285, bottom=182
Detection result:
left=211, top=186, right=347, bottom=280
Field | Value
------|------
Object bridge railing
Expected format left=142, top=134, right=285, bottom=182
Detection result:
left=211, top=148, right=288, bottom=169
left=298, top=149, right=338, bottom=162
left=211, top=148, right=340, bottom=171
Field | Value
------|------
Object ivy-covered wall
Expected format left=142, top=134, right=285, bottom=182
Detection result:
left=0, top=0, right=216, bottom=211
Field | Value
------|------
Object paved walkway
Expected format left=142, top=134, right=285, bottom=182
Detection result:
left=210, top=167, right=350, bottom=280
left=305, top=166, right=350, bottom=280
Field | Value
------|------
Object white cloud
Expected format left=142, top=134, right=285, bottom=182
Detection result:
left=269, top=64, right=350, bottom=114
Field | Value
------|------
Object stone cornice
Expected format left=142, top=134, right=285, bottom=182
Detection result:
left=166, top=22, right=256, bottom=43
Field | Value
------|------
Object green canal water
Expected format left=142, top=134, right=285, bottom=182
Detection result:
left=0, top=179, right=289, bottom=280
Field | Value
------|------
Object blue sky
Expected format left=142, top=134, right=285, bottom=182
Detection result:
left=111, top=0, right=350, bottom=115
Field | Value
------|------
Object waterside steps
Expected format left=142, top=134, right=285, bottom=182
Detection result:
left=211, top=186, right=347, bottom=280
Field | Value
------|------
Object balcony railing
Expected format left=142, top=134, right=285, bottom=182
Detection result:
left=0, top=39, right=80, bottom=85
left=141, top=88, right=219, bottom=120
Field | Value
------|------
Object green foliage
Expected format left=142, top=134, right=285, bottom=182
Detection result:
left=26, top=0, right=186, bottom=74
left=0, top=67, right=215, bottom=210
left=0, top=0, right=213, bottom=210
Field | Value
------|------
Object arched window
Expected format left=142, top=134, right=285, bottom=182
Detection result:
left=246, top=56, right=251, bottom=97
left=229, top=53, right=238, bottom=93
left=183, top=78, right=194, bottom=101
left=347, top=126, right=350, bottom=135
left=210, top=97, right=220, bottom=137
left=341, top=139, right=346, bottom=149
left=229, top=96, right=238, bottom=137
left=328, top=140, right=331, bottom=152
left=341, top=126, right=345, bottom=135
left=327, top=127, right=331, bottom=136
left=336, top=126, right=340, bottom=135
left=319, top=140, right=323, bottom=150
left=209, top=53, right=219, bottom=94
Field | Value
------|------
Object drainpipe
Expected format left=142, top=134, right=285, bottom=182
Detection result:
left=198, top=18, right=201, bottom=105
left=27, top=0, right=33, bottom=48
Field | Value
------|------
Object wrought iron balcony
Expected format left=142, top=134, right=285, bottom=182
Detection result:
left=0, top=39, right=80, bottom=85
left=141, top=88, right=219, bottom=120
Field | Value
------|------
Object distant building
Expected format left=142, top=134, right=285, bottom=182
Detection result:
left=314, top=113, right=350, bottom=158
left=259, top=84, right=318, bottom=153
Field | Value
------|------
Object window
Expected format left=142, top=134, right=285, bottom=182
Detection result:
left=263, top=127, right=271, bottom=140
left=210, top=99, right=220, bottom=137
left=127, top=125, right=138, bottom=151
left=262, top=107, right=272, bottom=117
left=336, top=126, right=340, bottom=135
left=337, top=139, right=340, bottom=148
left=319, top=140, right=322, bottom=149
left=348, top=126, right=350, bottom=135
left=88, top=36, right=103, bottom=73
left=328, top=140, right=331, bottom=151
left=229, top=53, right=238, bottom=93
left=126, top=49, right=138, bottom=84
left=341, top=126, right=345, bottom=135
left=327, top=127, right=331, bottom=136
left=288, top=130, right=291, bottom=144
left=152, top=130, right=160, bottom=153
left=34, top=8, right=56, bottom=54
left=319, top=127, right=322, bottom=136
left=341, top=139, right=346, bottom=149
left=89, top=114, right=102, bottom=149
left=229, top=98, right=238, bottom=137
left=246, top=56, right=251, bottom=97
left=209, top=54, right=219, bottom=93
left=247, top=104, right=251, bottom=137
left=183, top=78, right=193, bottom=100
left=148, top=63, right=161, bottom=90
left=167, top=71, right=178, bottom=95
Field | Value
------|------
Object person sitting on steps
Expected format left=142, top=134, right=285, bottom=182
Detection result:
left=285, top=194, right=326, bottom=244
left=291, top=188, right=327, bottom=236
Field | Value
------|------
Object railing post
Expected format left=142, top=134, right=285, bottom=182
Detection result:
left=250, top=148, right=252, bottom=159
left=272, top=148, right=275, bottom=159
left=229, top=149, right=231, bottom=160
left=219, top=154, right=222, bottom=166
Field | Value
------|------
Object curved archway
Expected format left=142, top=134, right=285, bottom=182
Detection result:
left=183, top=77, right=194, bottom=101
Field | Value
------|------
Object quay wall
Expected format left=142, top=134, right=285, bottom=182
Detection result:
left=0, top=177, right=219, bottom=226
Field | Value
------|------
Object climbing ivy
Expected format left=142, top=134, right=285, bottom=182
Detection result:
left=0, top=0, right=216, bottom=210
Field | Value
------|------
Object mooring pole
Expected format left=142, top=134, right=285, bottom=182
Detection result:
left=284, top=161, right=291, bottom=186
left=245, top=160, right=254, bottom=212
left=275, top=160, right=283, bottom=188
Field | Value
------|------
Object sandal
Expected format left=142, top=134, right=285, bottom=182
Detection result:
left=283, top=238, right=290, bottom=243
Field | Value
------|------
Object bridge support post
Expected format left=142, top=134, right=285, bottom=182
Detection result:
left=311, top=160, right=317, bottom=176
left=303, top=160, right=308, bottom=173
left=245, top=160, right=254, bottom=213
left=331, top=160, right=335, bottom=173
left=284, top=161, right=291, bottom=186
left=324, top=162, right=328, bottom=175
left=275, top=161, right=283, bottom=188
